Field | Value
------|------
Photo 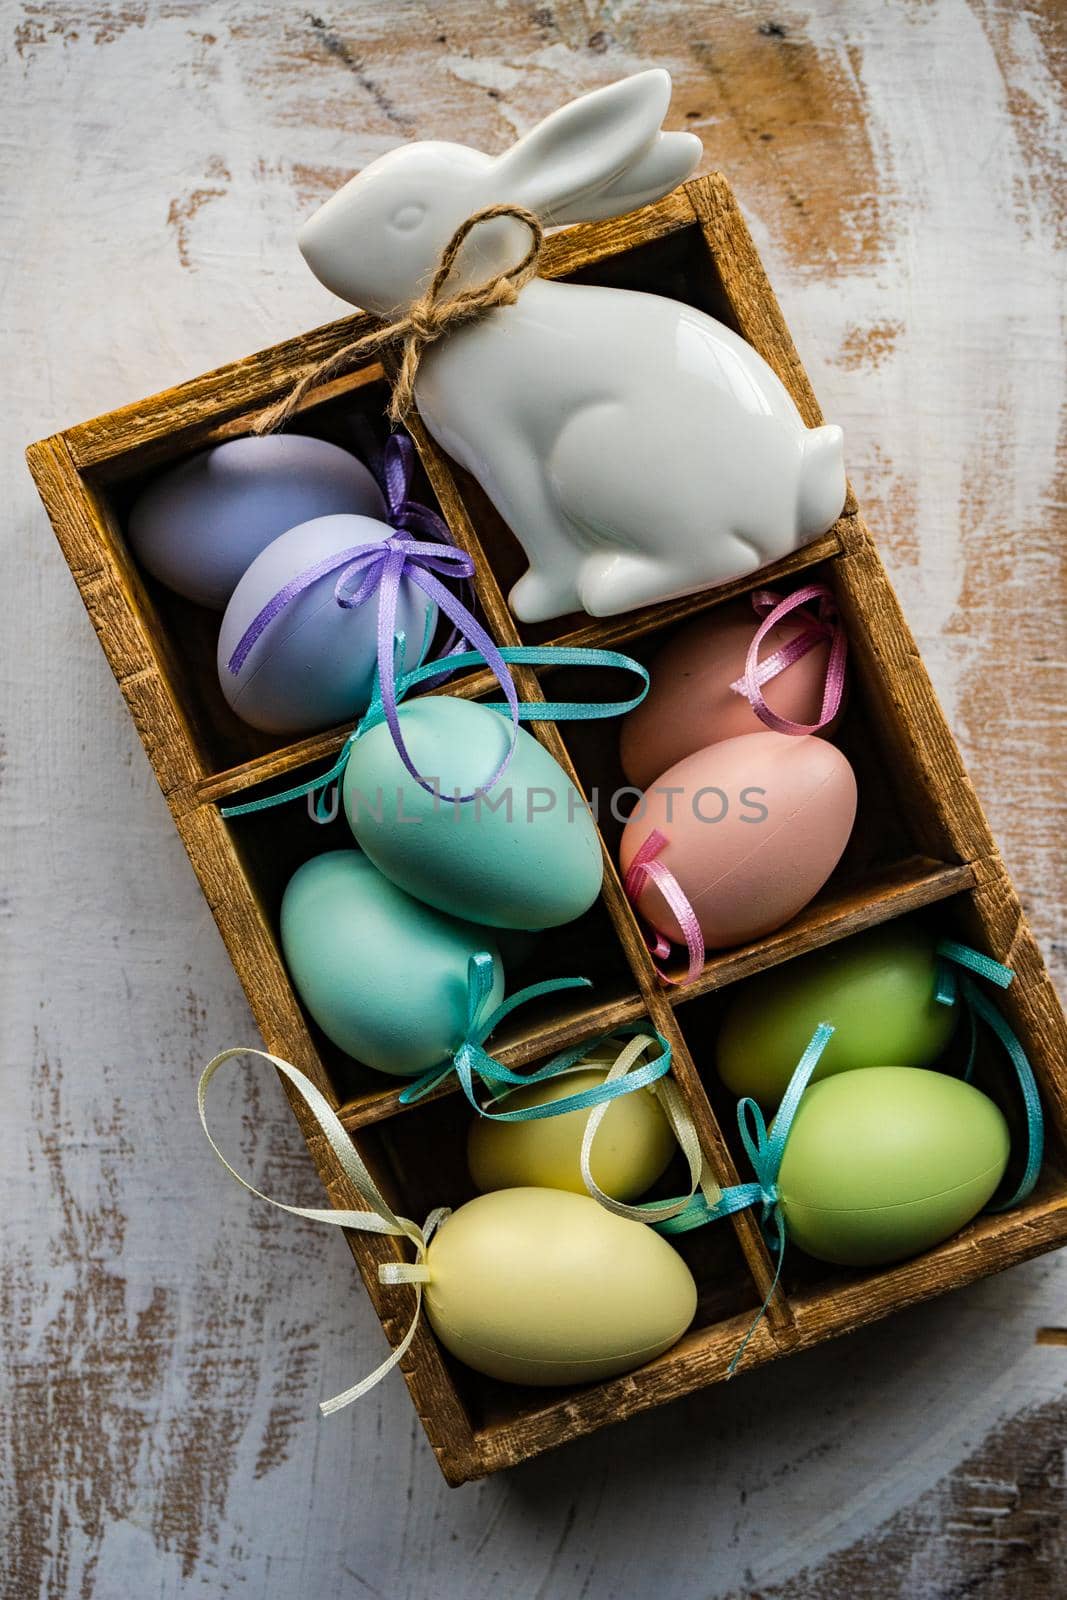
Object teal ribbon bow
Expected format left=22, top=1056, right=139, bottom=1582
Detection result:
left=220, top=643, right=650, bottom=820
left=398, top=952, right=673, bottom=1119
left=934, top=938, right=1043, bottom=1208
left=651, top=1022, right=836, bottom=1376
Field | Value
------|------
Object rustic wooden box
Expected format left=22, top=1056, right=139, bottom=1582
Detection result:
left=27, top=175, right=1067, bottom=1486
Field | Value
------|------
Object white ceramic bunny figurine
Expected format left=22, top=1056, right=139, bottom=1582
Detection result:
left=298, top=69, right=846, bottom=623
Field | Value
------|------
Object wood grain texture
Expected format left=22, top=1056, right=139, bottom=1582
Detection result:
left=44, top=175, right=1067, bottom=1469
left=3, top=0, right=1065, bottom=1594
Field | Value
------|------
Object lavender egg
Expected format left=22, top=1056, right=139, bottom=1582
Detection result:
left=217, top=513, right=437, bottom=735
left=127, top=434, right=385, bottom=608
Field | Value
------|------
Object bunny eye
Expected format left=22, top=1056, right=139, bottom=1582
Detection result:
left=392, top=203, right=426, bottom=233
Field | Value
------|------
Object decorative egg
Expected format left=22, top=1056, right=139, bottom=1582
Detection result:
left=217, top=513, right=436, bottom=734
left=467, top=1062, right=676, bottom=1200
left=619, top=732, right=857, bottom=951
left=620, top=600, right=837, bottom=790
left=343, top=696, right=604, bottom=929
left=127, top=434, right=385, bottom=609
left=717, top=921, right=957, bottom=1106
left=423, top=1187, right=697, bottom=1384
left=279, top=849, right=503, bottom=1076
left=777, top=1067, right=1010, bottom=1266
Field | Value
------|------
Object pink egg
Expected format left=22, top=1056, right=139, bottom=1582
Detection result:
left=619, top=732, right=857, bottom=951
left=619, top=601, right=837, bottom=791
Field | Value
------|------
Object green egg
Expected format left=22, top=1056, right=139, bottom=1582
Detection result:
left=777, top=1066, right=1010, bottom=1266
left=717, top=922, right=957, bottom=1106
left=342, top=696, right=603, bottom=929
left=280, top=849, right=503, bottom=1077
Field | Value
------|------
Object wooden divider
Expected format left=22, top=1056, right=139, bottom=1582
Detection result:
left=25, top=176, right=1067, bottom=1486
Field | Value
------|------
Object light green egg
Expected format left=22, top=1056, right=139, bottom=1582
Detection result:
left=342, top=696, right=603, bottom=929
left=717, top=921, right=958, bottom=1107
left=777, top=1066, right=1010, bottom=1266
left=279, top=849, right=503, bottom=1077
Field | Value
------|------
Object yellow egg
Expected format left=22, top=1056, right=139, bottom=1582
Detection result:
left=467, top=1066, right=676, bottom=1201
left=424, top=1188, right=697, bottom=1385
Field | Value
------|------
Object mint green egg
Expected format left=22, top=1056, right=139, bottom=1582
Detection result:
left=280, top=850, right=503, bottom=1076
left=342, top=697, right=603, bottom=929
left=777, top=1067, right=1010, bottom=1266
left=717, top=922, right=957, bottom=1107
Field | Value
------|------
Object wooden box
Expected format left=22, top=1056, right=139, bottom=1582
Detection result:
left=27, top=176, right=1067, bottom=1486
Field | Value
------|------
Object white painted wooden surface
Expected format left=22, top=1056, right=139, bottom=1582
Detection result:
left=2, top=3, right=1064, bottom=1595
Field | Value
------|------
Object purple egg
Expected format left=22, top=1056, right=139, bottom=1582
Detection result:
left=217, top=513, right=437, bottom=735
left=127, top=434, right=386, bottom=608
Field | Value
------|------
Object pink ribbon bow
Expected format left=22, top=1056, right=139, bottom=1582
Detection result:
left=729, top=583, right=847, bottom=735
left=625, top=583, right=847, bottom=988
left=623, top=828, right=705, bottom=987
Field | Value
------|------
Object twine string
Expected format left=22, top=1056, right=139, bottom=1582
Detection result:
left=256, top=204, right=544, bottom=434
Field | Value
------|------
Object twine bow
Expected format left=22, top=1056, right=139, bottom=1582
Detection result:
left=730, top=583, right=847, bottom=735
left=255, top=204, right=544, bottom=435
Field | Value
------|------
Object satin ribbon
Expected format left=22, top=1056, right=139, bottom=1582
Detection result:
left=220, top=643, right=650, bottom=819
left=729, top=583, right=847, bottom=735
left=934, top=939, right=1044, bottom=1208
left=623, top=828, right=705, bottom=986
left=468, top=1031, right=720, bottom=1220
left=622, top=583, right=846, bottom=983
left=198, top=1028, right=691, bottom=1414
left=395, top=953, right=676, bottom=1119
left=225, top=433, right=524, bottom=797
left=650, top=942, right=1045, bottom=1374
left=367, top=428, right=472, bottom=665
left=574, top=1033, right=723, bottom=1223
left=650, top=1022, right=835, bottom=1376
left=199, top=1045, right=448, bottom=1415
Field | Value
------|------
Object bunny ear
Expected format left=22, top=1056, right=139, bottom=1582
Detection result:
left=548, top=130, right=702, bottom=224
left=494, top=70, right=699, bottom=224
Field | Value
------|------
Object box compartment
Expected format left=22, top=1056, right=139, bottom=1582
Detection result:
left=27, top=175, right=1066, bottom=1486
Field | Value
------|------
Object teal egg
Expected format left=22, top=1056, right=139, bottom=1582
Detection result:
left=280, top=849, right=503, bottom=1076
left=342, top=697, right=604, bottom=929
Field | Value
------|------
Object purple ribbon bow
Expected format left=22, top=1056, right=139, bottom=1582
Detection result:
left=226, top=433, right=520, bottom=797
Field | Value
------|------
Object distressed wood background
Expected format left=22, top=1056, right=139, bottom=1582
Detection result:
left=2, top=2, right=1064, bottom=1596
